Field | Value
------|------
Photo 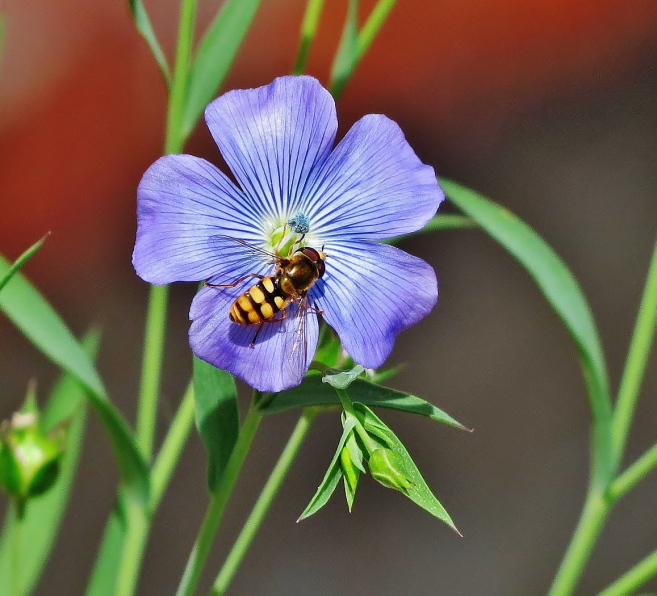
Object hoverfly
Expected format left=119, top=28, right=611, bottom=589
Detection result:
left=206, top=235, right=326, bottom=362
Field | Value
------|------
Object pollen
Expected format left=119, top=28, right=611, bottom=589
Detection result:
left=288, top=212, right=310, bottom=234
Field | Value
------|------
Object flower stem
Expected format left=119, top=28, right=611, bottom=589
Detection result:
left=609, top=442, right=657, bottom=502
left=547, top=490, right=611, bottom=596
left=176, top=406, right=262, bottom=596
left=548, top=235, right=657, bottom=595
left=136, top=284, right=169, bottom=460
left=611, top=235, right=657, bottom=465
left=598, top=548, right=657, bottom=596
left=11, top=502, right=22, bottom=596
left=150, top=382, right=196, bottom=510
left=293, top=0, right=325, bottom=75
left=357, top=0, right=398, bottom=59
left=115, top=0, right=198, bottom=592
left=210, top=408, right=317, bottom=595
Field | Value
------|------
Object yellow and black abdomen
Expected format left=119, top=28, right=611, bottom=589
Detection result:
left=229, top=276, right=290, bottom=325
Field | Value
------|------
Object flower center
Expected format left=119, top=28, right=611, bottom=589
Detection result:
left=267, top=212, right=310, bottom=257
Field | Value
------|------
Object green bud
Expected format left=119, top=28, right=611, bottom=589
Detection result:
left=340, top=445, right=360, bottom=495
left=368, top=448, right=413, bottom=495
left=0, top=410, right=66, bottom=515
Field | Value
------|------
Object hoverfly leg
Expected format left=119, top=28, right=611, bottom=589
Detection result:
left=206, top=273, right=265, bottom=289
left=307, top=304, right=324, bottom=316
left=249, top=322, right=265, bottom=348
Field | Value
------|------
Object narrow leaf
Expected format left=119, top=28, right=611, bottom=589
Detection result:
left=329, top=0, right=358, bottom=99
left=355, top=403, right=460, bottom=533
left=443, top=180, right=612, bottom=451
left=260, top=372, right=468, bottom=431
left=0, top=234, right=48, bottom=295
left=0, top=259, right=149, bottom=505
left=0, top=334, right=99, bottom=596
left=128, top=0, right=171, bottom=84
left=182, top=0, right=262, bottom=137
left=85, top=508, right=126, bottom=596
left=386, top=214, right=477, bottom=244
left=193, top=357, right=239, bottom=493
left=298, top=417, right=357, bottom=521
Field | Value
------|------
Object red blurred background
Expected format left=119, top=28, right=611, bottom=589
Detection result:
left=2, top=0, right=657, bottom=594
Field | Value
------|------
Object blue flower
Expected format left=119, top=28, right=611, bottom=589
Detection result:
left=133, top=76, right=443, bottom=392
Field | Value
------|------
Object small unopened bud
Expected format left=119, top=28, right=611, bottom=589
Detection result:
left=340, top=445, right=360, bottom=495
left=0, top=409, right=66, bottom=516
left=368, top=448, right=413, bottom=495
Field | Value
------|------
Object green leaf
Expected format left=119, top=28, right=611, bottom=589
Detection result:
left=341, top=426, right=364, bottom=512
left=0, top=259, right=150, bottom=506
left=0, top=334, right=99, bottom=596
left=329, top=0, right=358, bottom=99
left=85, top=507, right=126, bottom=596
left=322, top=365, right=365, bottom=389
left=298, top=417, right=357, bottom=521
left=128, top=0, right=171, bottom=84
left=385, top=214, right=477, bottom=244
left=443, top=180, right=612, bottom=458
left=260, top=372, right=468, bottom=431
left=0, top=235, right=48, bottom=296
left=193, top=357, right=239, bottom=493
left=354, top=403, right=460, bottom=533
left=313, top=325, right=342, bottom=368
left=181, top=0, right=262, bottom=137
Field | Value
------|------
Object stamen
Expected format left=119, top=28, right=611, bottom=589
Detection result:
left=288, top=212, right=310, bottom=234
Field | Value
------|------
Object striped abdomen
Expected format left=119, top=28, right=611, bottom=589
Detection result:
left=230, top=276, right=291, bottom=325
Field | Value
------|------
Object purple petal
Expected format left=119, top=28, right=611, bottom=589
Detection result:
left=204, top=76, right=337, bottom=218
left=189, top=285, right=319, bottom=392
left=133, top=154, right=265, bottom=285
left=311, top=241, right=437, bottom=368
left=303, top=114, right=444, bottom=242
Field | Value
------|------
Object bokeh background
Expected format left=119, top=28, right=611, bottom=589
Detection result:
left=2, top=0, right=657, bottom=593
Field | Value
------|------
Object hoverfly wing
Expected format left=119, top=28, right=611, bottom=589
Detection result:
left=282, top=296, right=315, bottom=385
left=207, top=235, right=278, bottom=286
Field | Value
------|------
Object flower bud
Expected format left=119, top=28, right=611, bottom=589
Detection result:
left=368, top=448, right=413, bottom=495
left=0, top=410, right=66, bottom=515
left=340, top=445, right=360, bottom=496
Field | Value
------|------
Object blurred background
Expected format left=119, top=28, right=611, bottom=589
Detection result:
left=1, top=0, right=657, bottom=593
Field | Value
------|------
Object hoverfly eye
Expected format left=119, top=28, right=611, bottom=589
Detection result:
left=316, top=258, right=325, bottom=278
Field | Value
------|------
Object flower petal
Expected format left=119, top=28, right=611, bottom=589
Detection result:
left=189, top=285, right=319, bottom=392
left=311, top=241, right=437, bottom=368
left=133, top=154, right=265, bottom=285
left=204, top=76, right=337, bottom=220
left=303, top=114, right=444, bottom=242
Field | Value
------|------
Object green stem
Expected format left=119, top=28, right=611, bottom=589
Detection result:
left=135, top=284, right=169, bottom=460
left=211, top=408, right=317, bottom=595
left=114, top=502, right=150, bottom=596
left=611, top=235, right=657, bottom=466
left=293, top=0, right=325, bottom=75
left=357, top=0, right=397, bottom=59
left=335, top=388, right=379, bottom=455
left=150, top=382, right=196, bottom=510
left=176, top=407, right=262, bottom=596
left=165, top=0, right=198, bottom=155
left=11, top=502, right=22, bottom=596
left=114, top=0, right=198, bottom=593
left=598, top=549, right=657, bottom=596
left=547, top=491, right=611, bottom=596
left=609, top=442, right=657, bottom=502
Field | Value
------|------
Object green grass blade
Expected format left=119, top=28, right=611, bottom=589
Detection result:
left=181, top=0, right=262, bottom=138
left=259, top=372, right=468, bottom=431
left=293, top=0, right=326, bottom=75
left=85, top=508, right=126, bottom=596
left=0, top=334, right=99, bottom=596
left=329, top=0, right=358, bottom=99
left=193, top=357, right=239, bottom=493
left=128, top=0, right=171, bottom=85
left=0, top=235, right=48, bottom=296
left=0, top=258, right=149, bottom=505
left=444, top=179, right=613, bottom=478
